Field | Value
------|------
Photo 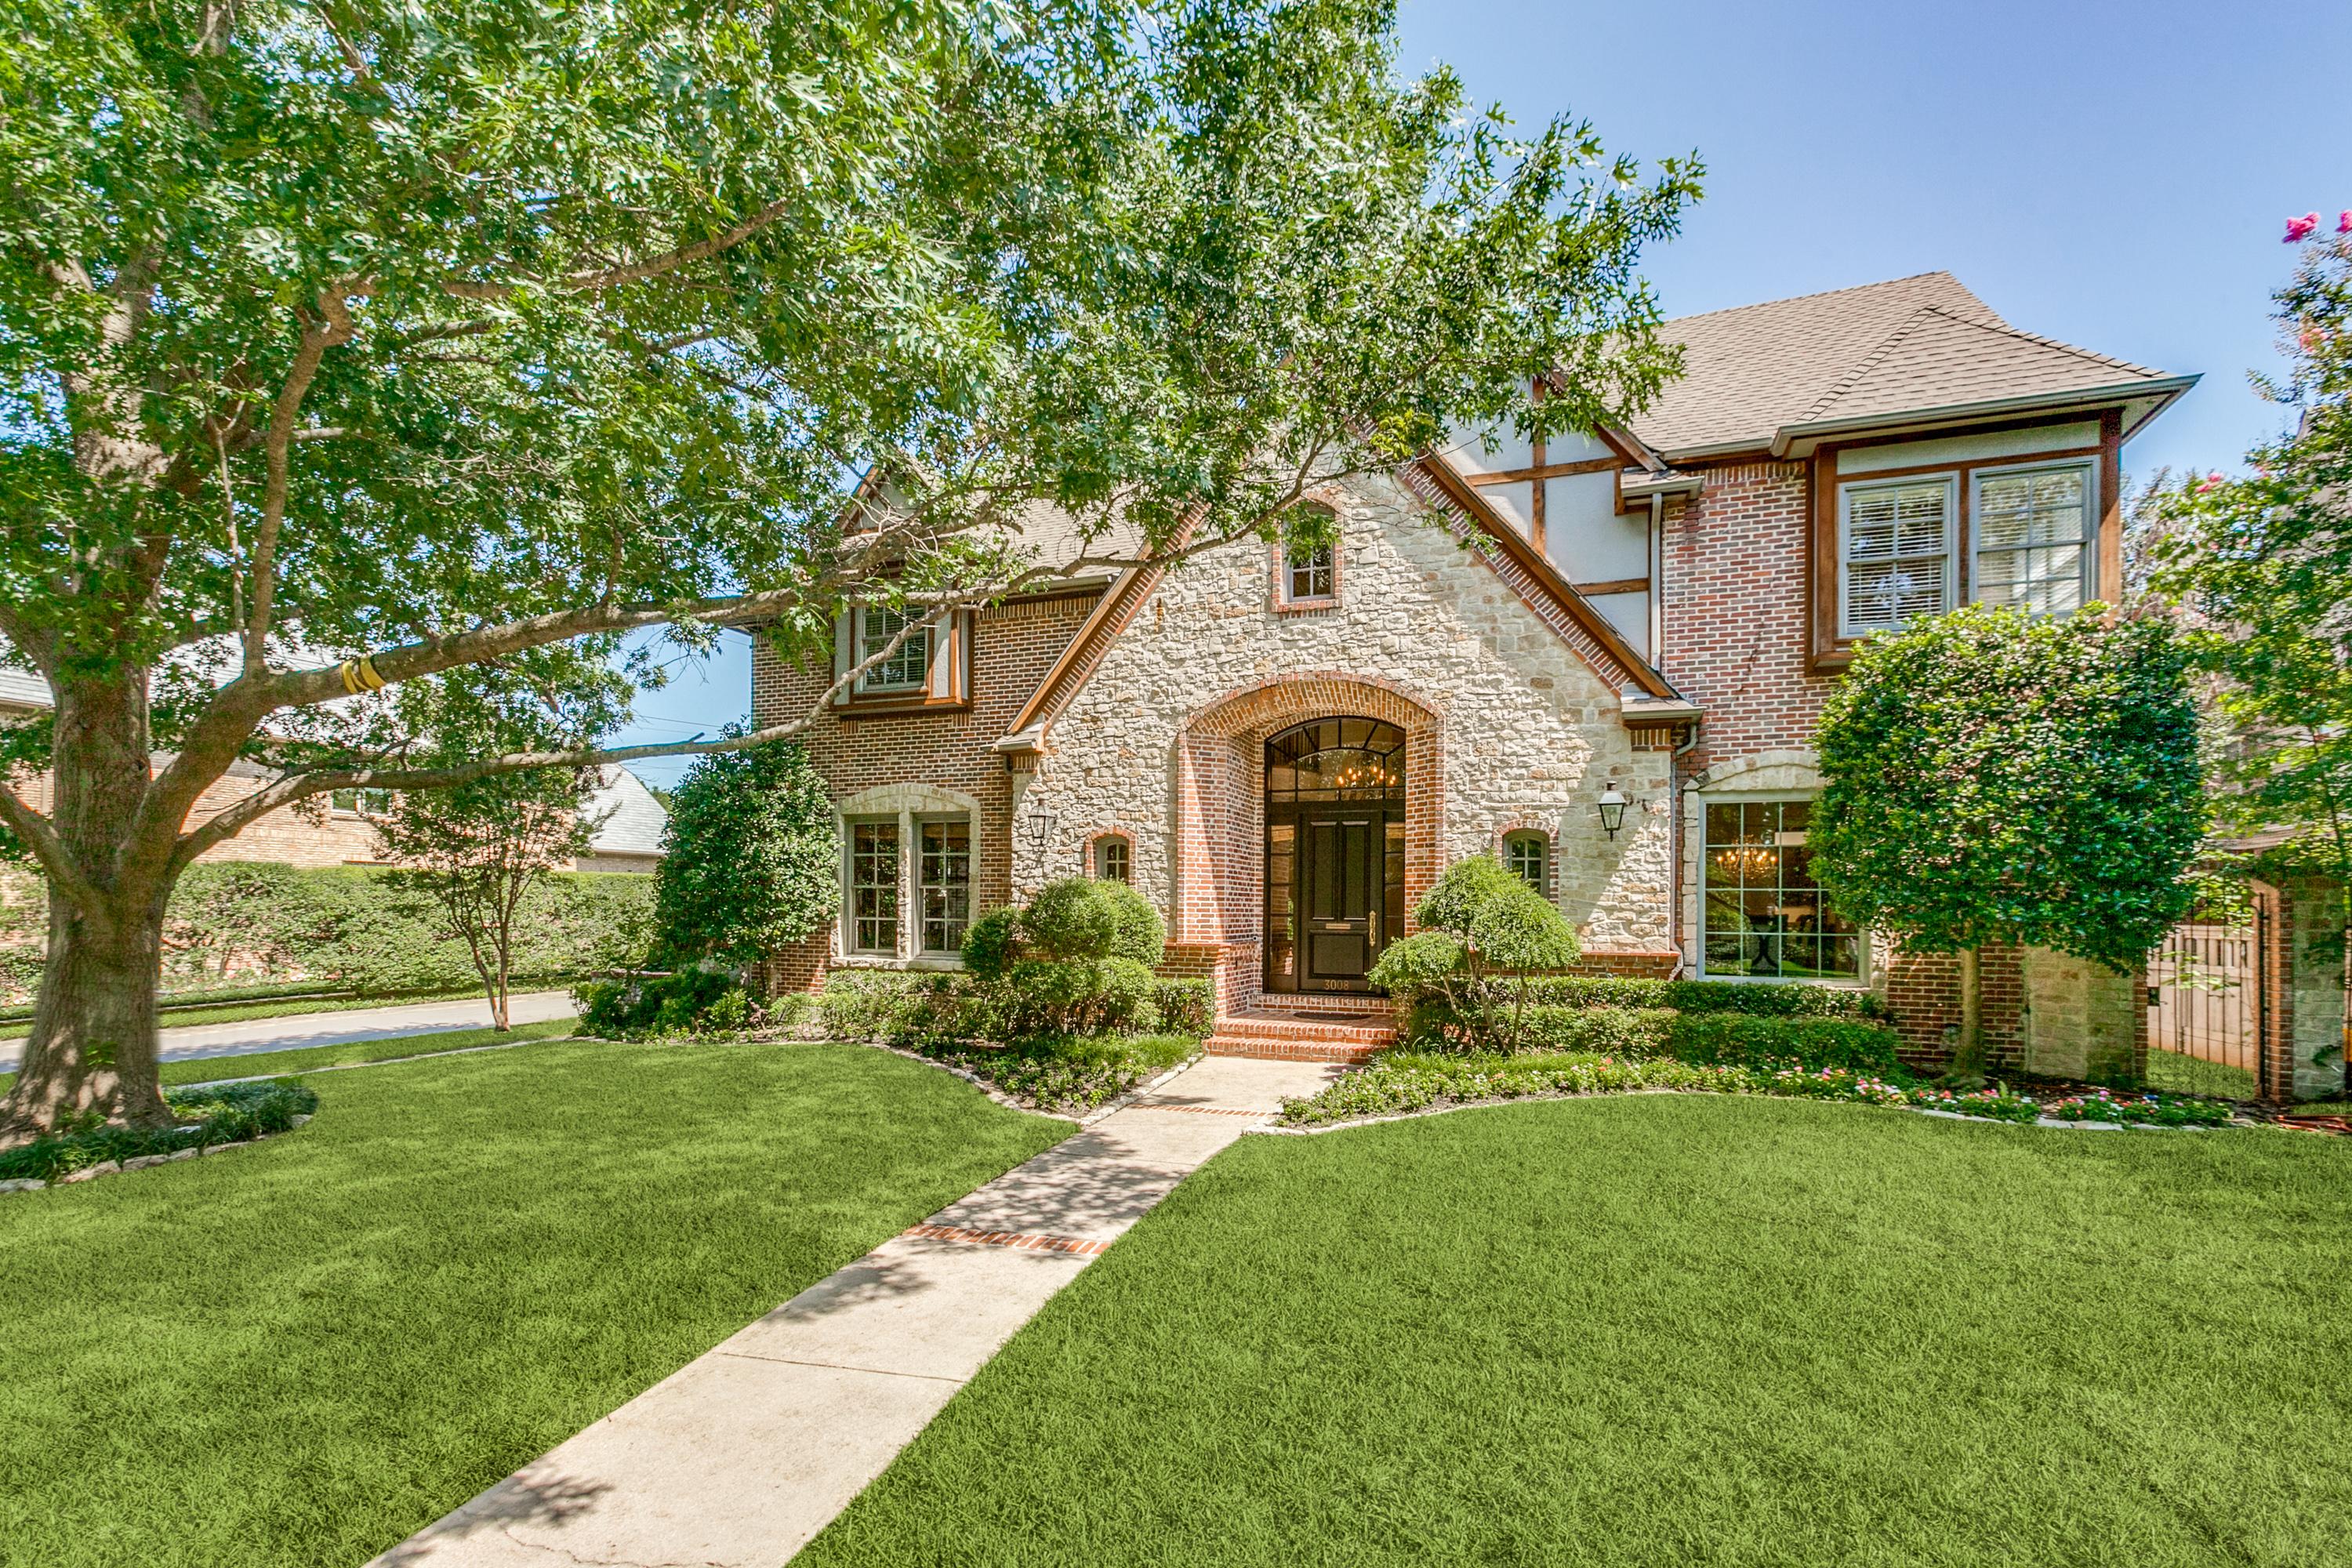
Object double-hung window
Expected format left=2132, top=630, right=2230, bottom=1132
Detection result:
left=1839, top=477, right=1955, bottom=636
left=1972, top=463, right=2094, bottom=616
left=857, top=605, right=930, bottom=691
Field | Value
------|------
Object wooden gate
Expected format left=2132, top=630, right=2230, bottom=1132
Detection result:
left=2147, top=906, right=2271, bottom=1099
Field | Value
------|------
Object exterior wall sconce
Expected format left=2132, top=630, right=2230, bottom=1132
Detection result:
left=1595, top=786, right=1637, bottom=840
left=1021, top=801, right=1058, bottom=851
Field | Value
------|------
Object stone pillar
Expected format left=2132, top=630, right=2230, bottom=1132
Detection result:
left=2020, top=946, right=2145, bottom=1087
left=2267, top=877, right=2349, bottom=1102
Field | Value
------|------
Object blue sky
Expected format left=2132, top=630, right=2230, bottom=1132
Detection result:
left=613, top=0, right=2351, bottom=786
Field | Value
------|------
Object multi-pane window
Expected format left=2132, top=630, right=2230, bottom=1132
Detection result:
left=1094, top=836, right=1131, bottom=882
left=1504, top=832, right=1547, bottom=893
left=850, top=819, right=900, bottom=953
left=918, top=818, right=971, bottom=954
left=1701, top=799, right=1861, bottom=982
left=857, top=605, right=929, bottom=691
left=1840, top=478, right=1954, bottom=635
left=1286, top=538, right=1335, bottom=601
left=1973, top=464, right=2092, bottom=616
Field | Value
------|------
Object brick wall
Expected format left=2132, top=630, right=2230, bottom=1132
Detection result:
left=1661, top=457, right=1971, bottom=1062
left=750, top=590, right=1101, bottom=993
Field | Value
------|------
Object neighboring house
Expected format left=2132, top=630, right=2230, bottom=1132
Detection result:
left=0, top=677, right=666, bottom=874
left=754, top=271, right=2199, bottom=1074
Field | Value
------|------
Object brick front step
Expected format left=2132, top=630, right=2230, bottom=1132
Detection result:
left=1203, top=1035, right=1383, bottom=1065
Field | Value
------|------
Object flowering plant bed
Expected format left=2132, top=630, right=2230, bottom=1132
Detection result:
left=2041, top=1088, right=2234, bottom=1127
left=1275, top=1050, right=2223, bottom=1131
left=916, top=1033, right=1200, bottom=1113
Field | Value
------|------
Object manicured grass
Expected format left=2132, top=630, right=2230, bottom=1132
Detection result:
left=0, top=1017, right=580, bottom=1098
left=803, top=1095, right=2352, bottom=1568
left=2147, top=1045, right=2260, bottom=1100
left=0, top=985, right=540, bottom=1041
left=0, top=1038, right=1067, bottom=1568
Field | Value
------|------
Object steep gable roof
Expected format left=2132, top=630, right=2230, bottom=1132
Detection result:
left=586, top=766, right=670, bottom=858
left=1626, top=272, right=2189, bottom=458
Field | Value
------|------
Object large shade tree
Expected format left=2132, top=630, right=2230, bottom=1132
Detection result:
left=0, top=0, right=1699, bottom=1138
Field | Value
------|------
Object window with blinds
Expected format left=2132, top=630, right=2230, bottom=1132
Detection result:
left=857, top=605, right=929, bottom=691
left=1973, top=463, right=2092, bottom=615
left=1839, top=477, right=1955, bottom=636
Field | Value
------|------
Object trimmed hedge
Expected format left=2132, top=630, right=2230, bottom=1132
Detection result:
left=818, top=970, right=1213, bottom=1047
left=574, top=970, right=764, bottom=1038
left=1490, top=1006, right=1904, bottom=1075
left=0, top=1078, right=318, bottom=1183
left=1, top=860, right=654, bottom=1004
left=1515, top=975, right=1887, bottom=1018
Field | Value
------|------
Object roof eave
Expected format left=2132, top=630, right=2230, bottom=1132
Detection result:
left=1766, top=375, right=2201, bottom=458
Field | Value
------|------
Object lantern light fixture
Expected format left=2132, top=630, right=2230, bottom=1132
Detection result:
left=1595, top=786, right=1635, bottom=840
left=1021, top=801, right=1058, bottom=850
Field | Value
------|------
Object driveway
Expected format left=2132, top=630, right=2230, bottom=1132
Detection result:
left=0, top=990, right=576, bottom=1073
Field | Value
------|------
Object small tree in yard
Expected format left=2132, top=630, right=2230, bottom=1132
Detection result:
left=1809, top=604, right=2205, bottom=1082
left=1368, top=855, right=1581, bottom=1051
left=370, top=769, right=595, bottom=1032
left=651, top=741, right=837, bottom=968
left=2144, top=219, right=2352, bottom=1057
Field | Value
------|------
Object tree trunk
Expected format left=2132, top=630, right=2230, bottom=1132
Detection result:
left=1947, top=946, right=1987, bottom=1084
left=2, top=898, right=172, bottom=1137
left=0, top=666, right=175, bottom=1142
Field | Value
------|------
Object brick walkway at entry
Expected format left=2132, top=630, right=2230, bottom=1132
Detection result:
left=369, top=1054, right=1337, bottom=1568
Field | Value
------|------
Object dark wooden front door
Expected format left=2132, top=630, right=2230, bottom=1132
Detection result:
left=1300, top=811, right=1382, bottom=989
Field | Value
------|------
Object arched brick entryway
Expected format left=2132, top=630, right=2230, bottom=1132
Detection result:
left=1171, top=674, right=1444, bottom=1013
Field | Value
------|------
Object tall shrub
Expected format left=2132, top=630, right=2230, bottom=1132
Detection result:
left=1367, top=855, right=1581, bottom=1051
left=1809, top=602, right=2204, bottom=1079
left=652, top=740, right=838, bottom=967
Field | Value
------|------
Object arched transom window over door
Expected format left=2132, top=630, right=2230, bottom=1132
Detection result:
left=1264, top=717, right=1406, bottom=994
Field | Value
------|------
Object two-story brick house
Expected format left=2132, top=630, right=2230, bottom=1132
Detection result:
left=753, top=272, right=2196, bottom=1071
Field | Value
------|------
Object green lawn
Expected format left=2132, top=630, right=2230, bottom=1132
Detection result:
left=803, top=1095, right=2352, bottom=1568
left=0, top=1038, right=1068, bottom=1568
left=2147, top=1045, right=2260, bottom=1100
left=0, top=1017, right=581, bottom=1098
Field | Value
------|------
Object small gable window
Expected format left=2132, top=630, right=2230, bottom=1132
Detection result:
left=1503, top=831, right=1548, bottom=894
left=1094, top=835, right=1131, bottom=883
left=1274, top=506, right=1340, bottom=608
left=858, top=604, right=930, bottom=691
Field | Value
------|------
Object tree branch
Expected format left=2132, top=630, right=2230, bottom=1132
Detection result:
left=0, top=783, right=113, bottom=935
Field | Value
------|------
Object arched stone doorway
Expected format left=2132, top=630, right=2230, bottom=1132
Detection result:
left=1172, top=674, right=1443, bottom=1012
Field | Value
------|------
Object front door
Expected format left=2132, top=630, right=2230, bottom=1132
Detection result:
left=1300, top=811, right=1382, bottom=989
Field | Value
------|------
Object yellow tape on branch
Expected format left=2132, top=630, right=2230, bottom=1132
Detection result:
left=337, top=655, right=387, bottom=695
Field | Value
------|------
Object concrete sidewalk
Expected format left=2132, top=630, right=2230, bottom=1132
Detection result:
left=0, top=991, right=574, bottom=1075
left=370, top=1054, right=1335, bottom=1568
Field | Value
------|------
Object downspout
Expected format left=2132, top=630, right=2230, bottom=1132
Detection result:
left=1670, top=720, right=1701, bottom=979
left=1647, top=492, right=1665, bottom=666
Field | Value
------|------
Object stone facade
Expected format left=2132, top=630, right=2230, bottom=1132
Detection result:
left=1007, top=470, right=1673, bottom=1011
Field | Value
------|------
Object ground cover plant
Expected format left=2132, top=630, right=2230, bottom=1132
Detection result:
left=798, top=1094, right=2352, bottom=1567
left=0, top=1078, right=317, bottom=1182
left=0, top=1037, right=1065, bottom=1567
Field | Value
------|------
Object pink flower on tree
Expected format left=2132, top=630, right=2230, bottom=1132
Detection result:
left=2340, top=211, right=2352, bottom=234
left=2285, top=212, right=2321, bottom=242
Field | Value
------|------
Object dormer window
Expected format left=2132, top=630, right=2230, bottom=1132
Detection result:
left=1274, top=506, right=1340, bottom=609
left=858, top=605, right=930, bottom=691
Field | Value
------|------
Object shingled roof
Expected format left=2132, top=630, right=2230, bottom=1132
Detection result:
left=1624, top=272, right=2190, bottom=459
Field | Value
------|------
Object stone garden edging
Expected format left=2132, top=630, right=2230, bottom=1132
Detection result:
left=0, top=1113, right=312, bottom=1195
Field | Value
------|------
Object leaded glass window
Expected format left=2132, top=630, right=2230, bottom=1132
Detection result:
left=1701, top=799, right=1861, bottom=982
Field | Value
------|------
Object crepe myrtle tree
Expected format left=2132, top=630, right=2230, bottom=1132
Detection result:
left=1807, top=604, right=2205, bottom=1081
left=2144, top=216, right=2352, bottom=1025
left=0, top=0, right=1700, bottom=1139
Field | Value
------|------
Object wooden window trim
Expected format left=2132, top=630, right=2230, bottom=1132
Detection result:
left=1807, top=410, right=2125, bottom=672
left=833, top=608, right=975, bottom=715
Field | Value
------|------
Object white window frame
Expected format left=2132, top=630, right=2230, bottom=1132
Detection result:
left=1968, top=459, right=2097, bottom=618
left=855, top=604, right=931, bottom=693
left=1695, top=791, right=1868, bottom=988
left=1502, top=831, right=1547, bottom=895
left=1838, top=474, right=1957, bottom=639
left=1094, top=835, right=1131, bottom=883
